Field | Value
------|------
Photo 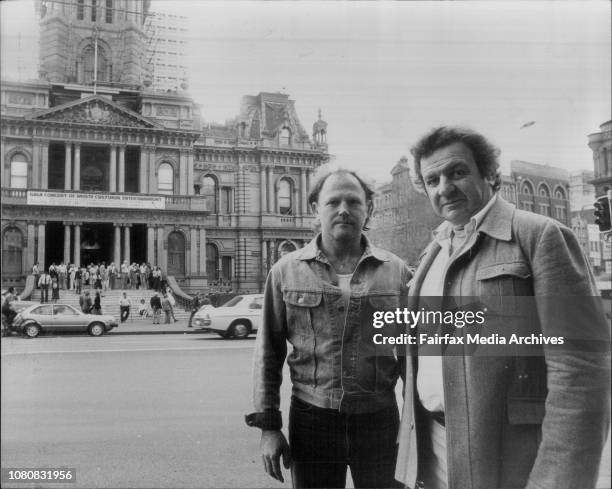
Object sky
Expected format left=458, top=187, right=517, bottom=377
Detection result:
left=1, top=0, right=610, bottom=183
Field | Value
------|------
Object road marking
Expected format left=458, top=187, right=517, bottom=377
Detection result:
left=1, top=345, right=253, bottom=356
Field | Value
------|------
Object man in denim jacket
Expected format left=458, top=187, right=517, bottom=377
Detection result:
left=247, top=167, right=411, bottom=488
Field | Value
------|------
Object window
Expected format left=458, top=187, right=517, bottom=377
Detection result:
left=221, top=188, right=232, bottom=213
left=522, top=202, right=534, bottom=212
left=2, top=227, right=23, bottom=275
left=521, top=181, right=534, bottom=195
left=158, top=163, right=174, bottom=194
left=279, top=128, right=290, bottom=146
left=538, top=184, right=550, bottom=198
left=221, top=256, right=232, bottom=281
left=10, top=153, right=28, bottom=188
left=202, top=176, right=217, bottom=213
left=554, top=188, right=566, bottom=200
left=167, top=232, right=185, bottom=276
left=539, top=204, right=551, bottom=216
left=278, top=179, right=292, bottom=215
left=80, top=45, right=109, bottom=83
left=206, top=243, right=218, bottom=281
left=77, top=0, right=84, bottom=20
left=105, top=0, right=113, bottom=23
left=91, top=0, right=97, bottom=21
left=33, top=305, right=53, bottom=315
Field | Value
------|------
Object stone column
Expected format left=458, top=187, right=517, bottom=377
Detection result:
left=190, top=227, right=198, bottom=274
left=113, top=225, right=121, bottom=265
left=32, top=140, right=40, bottom=188
left=26, top=224, right=36, bottom=270
left=37, top=223, right=46, bottom=271
left=139, top=147, right=148, bottom=193
left=118, top=145, right=126, bottom=192
left=267, top=166, right=274, bottom=213
left=73, top=143, right=81, bottom=191
left=156, top=227, right=166, bottom=271
left=73, top=223, right=81, bottom=266
left=123, top=224, right=131, bottom=265
left=147, top=226, right=155, bottom=264
left=199, top=228, right=207, bottom=277
left=64, top=143, right=72, bottom=190
left=261, top=239, right=268, bottom=274
left=260, top=165, right=267, bottom=213
left=40, top=140, right=49, bottom=189
left=187, top=150, right=194, bottom=195
left=300, top=168, right=307, bottom=215
left=63, top=223, right=71, bottom=265
left=109, top=145, right=117, bottom=192
left=149, top=147, right=157, bottom=194
left=179, top=150, right=187, bottom=195
left=306, top=170, right=312, bottom=214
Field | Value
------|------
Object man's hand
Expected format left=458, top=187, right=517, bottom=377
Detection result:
left=260, top=429, right=291, bottom=483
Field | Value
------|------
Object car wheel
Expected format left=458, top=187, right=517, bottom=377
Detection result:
left=24, top=323, right=41, bottom=338
left=88, top=322, right=105, bottom=337
left=229, top=321, right=250, bottom=339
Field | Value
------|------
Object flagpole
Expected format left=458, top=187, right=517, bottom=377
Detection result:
left=93, top=26, right=99, bottom=94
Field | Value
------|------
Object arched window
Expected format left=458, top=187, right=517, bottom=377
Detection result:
left=80, top=44, right=109, bottom=84
left=279, top=128, right=291, bottom=147
left=10, top=153, right=28, bottom=188
left=206, top=243, right=218, bottom=281
left=158, top=163, right=174, bottom=194
left=2, top=227, right=23, bottom=275
left=538, top=184, right=550, bottom=198
left=554, top=187, right=566, bottom=200
left=278, top=179, right=292, bottom=215
left=167, top=231, right=185, bottom=277
left=202, top=176, right=218, bottom=213
left=521, top=181, right=534, bottom=195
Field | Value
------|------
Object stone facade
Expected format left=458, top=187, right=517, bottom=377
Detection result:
left=1, top=1, right=329, bottom=293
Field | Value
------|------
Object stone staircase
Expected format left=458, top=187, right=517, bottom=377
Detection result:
left=28, top=287, right=192, bottom=320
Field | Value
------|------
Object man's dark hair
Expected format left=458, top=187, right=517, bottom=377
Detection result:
left=307, top=166, right=375, bottom=231
left=410, top=126, right=502, bottom=193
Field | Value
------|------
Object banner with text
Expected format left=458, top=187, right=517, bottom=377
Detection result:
left=27, top=191, right=166, bottom=210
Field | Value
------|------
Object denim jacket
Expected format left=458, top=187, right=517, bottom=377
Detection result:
left=250, top=234, right=411, bottom=429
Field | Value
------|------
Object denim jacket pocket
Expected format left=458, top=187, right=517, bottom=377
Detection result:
left=355, top=294, right=401, bottom=393
left=283, top=290, right=323, bottom=336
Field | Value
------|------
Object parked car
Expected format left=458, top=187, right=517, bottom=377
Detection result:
left=1, top=301, right=38, bottom=336
left=12, top=303, right=118, bottom=338
left=192, top=294, right=264, bottom=339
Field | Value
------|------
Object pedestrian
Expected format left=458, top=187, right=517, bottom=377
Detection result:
left=188, top=292, right=201, bottom=328
left=92, top=291, right=102, bottom=315
left=69, top=264, right=77, bottom=290
left=161, top=293, right=172, bottom=324
left=51, top=277, right=60, bottom=303
left=58, top=262, right=67, bottom=289
left=79, top=290, right=92, bottom=313
left=32, top=262, right=40, bottom=289
left=166, top=287, right=178, bottom=322
left=395, top=126, right=611, bottom=489
left=150, top=292, right=162, bottom=324
left=247, top=166, right=411, bottom=488
left=120, top=261, right=129, bottom=289
left=1, top=287, right=19, bottom=329
left=74, top=267, right=82, bottom=294
left=38, top=271, right=51, bottom=303
left=119, top=292, right=131, bottom=322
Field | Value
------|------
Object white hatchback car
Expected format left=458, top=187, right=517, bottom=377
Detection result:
left=192, top=294, right=264, bottom=339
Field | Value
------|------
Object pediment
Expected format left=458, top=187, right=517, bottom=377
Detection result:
left=27, top=95, right=163, bottom=129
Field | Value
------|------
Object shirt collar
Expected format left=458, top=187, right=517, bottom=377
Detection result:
left=297, top=233, right=389, bottom=263
left=432, top=193, right=498, bottom=244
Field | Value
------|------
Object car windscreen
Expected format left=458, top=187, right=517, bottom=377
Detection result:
left=221, top=296, right=244, bottom=307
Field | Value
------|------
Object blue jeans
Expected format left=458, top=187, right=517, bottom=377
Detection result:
left=289, top=396, right=401, bottom=489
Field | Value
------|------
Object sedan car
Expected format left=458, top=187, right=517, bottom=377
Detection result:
left=192, top=294, right=264, bottom=339
left=13, top=303, right=118, bottom=338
